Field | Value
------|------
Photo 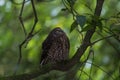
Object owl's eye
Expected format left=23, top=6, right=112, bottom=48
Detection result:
left=55, top=30, right=63, bottom=35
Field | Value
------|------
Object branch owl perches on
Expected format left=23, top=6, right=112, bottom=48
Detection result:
left=40, top=27, right=70, bottom=65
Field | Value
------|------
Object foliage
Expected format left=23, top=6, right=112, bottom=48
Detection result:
left=0, top=0, right=120, bottom=80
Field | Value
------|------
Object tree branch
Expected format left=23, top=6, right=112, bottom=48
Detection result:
left=69, top=0, right=105, bottom=66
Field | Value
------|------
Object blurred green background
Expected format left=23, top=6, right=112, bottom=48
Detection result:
left=0, top=0, right=120, bottom=80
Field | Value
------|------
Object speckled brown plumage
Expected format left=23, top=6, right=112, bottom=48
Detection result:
left=40, top=27, right=70, bottom=65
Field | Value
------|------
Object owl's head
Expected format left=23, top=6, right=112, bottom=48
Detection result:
left=50, top=27, right=64, bottom=37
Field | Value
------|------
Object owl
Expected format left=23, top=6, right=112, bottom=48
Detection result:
left=40, top=27, right=70, bottom=65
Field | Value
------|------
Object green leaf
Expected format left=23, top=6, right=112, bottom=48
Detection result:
left=67, top=0, right=77, bottom=6
left=61, top=8, right=67, bottom=11
left=70, top=20, right=78, bottom=33
left=76, top=15, right=86, bottom=28
left=110, top=23, right=120, bottom=30
left=81, top=25, right=93, bottom=32
left=110, top=23, right=120, bottom=33
left=97, top=20, right=103, bottom=31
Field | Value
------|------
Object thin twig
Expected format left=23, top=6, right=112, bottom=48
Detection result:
left=62, top=0, right=77, bottom=19
left=86, top=62, right=114, bottom=80
left=97, top=32, right=120, bottom=54
left=79, top=69, right=93, bottom=80
left=29, top=0, right=38, bottom=33
left=18, top=0, right=38, bottom=64
left=13, top=0, right=27, bottom=74
left=78, top=47, right=93, bottom=80
left=14, top=0, right=38, bottom=74
left=89, top=47, right=94, bottom=80
left=19, top=0, right=27, bottom=36
left=91, top=35, right=114, bottom=45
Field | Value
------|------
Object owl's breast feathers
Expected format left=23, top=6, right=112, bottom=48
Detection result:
left=40, top=27, right=70, bottom=65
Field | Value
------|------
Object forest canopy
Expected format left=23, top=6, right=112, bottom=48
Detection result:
left=0, top=0, right=120, bottom=80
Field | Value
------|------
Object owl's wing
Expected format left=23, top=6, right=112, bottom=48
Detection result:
left=66, top=35, right=70, bottom=50
left=40, top=35, right=53, bottom=64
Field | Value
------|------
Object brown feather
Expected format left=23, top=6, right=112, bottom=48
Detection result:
left=40, top=27, right=70, bottom=65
